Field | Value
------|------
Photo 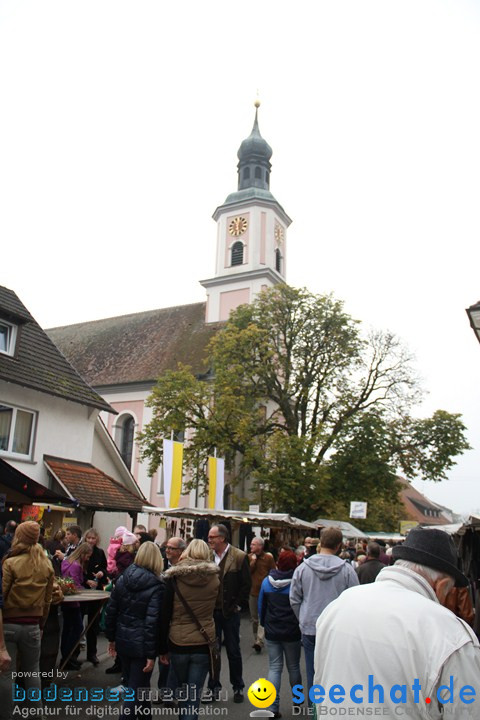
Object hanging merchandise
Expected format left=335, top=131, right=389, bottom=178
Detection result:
left=21, top=505, right=44, bottom=523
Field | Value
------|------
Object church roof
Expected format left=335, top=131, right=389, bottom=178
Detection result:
left=0, top=285, right=112, bottom=413
left=47, top=302, right=222, bottom=388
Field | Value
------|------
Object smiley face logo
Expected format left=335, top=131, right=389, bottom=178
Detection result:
left=247, top=678, right=277, bottom=708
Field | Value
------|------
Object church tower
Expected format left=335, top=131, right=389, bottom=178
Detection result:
left=201, top=102, right=292, bottom=323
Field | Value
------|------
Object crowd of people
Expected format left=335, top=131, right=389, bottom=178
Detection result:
left=0, top=520, right=477, bottom=720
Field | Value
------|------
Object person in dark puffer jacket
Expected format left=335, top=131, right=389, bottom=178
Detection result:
left=105, top=542, right=164, bottom=719
left=258, top=550, right=302, bottom=719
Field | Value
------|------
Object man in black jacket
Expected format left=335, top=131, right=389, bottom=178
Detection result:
left=207, top=524, right=251, bottom=704
left=356, top=542, right=385, bottom=584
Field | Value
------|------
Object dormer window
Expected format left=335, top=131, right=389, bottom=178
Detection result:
left=0, top=320, right=17, bottom=357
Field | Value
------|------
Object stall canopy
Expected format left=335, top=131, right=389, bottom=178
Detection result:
left=422, top=522, right=466, bottom=536
left=313, top=518, right=368, bottom=539
left=142, top=506, right=318, bottom=530
left=0, top=458, right=72, bottom=505
left=364, top=532, right=405, bottom=542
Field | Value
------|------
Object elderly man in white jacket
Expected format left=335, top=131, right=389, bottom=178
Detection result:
left=312, top=527, right=480, bottom=719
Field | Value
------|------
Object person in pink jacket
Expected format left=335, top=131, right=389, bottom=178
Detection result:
left=106, top=526, right=128, bottom=578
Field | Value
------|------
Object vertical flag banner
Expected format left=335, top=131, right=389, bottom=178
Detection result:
left=208, top=456, right=225, bottom=510
left=163, top=439, right=184, bottom=508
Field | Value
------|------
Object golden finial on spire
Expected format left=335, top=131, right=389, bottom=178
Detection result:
left=254, top=98, right=261, bottom=109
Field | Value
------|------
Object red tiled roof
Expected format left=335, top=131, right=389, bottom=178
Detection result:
left=44, top=456, right=146, bottom=512
left=398, top=477, right=449, bottom=526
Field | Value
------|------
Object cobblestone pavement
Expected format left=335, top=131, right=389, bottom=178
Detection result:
left=14, top=613, right=308, bottom=720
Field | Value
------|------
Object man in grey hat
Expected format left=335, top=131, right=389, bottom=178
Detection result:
left=311, top=527, right=480, bottom=718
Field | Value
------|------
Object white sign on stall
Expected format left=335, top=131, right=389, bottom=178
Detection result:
left=350, top=501, right=367, bottom=519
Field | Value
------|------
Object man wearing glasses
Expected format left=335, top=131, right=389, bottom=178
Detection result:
left=206, top=524, right=251, bottom=704
left=164, top=537, right=186, bottom=570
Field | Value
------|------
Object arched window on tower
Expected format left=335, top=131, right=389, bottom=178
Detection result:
left=116, top=414, right=135, bottom=470
left=255, top=166, right=262, bottom=179
left=243, top=167, right=250, bottom=181
left=275, top=248, right=282, bottom=273
left=231, top=241, right=244, bottom=266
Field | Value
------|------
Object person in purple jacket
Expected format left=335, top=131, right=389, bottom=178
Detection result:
left=60, top=543, right=92, bottom=670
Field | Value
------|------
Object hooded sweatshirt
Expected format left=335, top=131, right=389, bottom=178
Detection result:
left=258, top=568, right=300, bottom=642
left=289, top=553, right=359, bottom=635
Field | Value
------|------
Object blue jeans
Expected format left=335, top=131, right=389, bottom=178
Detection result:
left=120, top=655, right=153, bottom=720
left=157, top=659, right=178, bottom=696
left=266, top=639, right=302, bottom=713
left=301, top=633, right=316, bottom=694
left=0, top=623, right=41, bottom=718
left=208, top=609, right=244, bottom=691
left=171, top=652, right=210, bottom=720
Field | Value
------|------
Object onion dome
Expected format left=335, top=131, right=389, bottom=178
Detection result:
left=236, top=101, right=272, bottom=192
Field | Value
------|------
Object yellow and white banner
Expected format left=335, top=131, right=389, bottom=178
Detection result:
left=163, top=439, right=184, bottom=508
left=208, top=456, right=224, bottom=510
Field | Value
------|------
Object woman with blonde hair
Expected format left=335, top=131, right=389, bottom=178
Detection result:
left=82, top=528, right=107, bottom=666
left=0, top=521, right=54, bottom=711
left=60, top=542, right=92, bottom=669
left=105, top=541, right=164, bottom=719
left=159, top=539, right=220, bottom=720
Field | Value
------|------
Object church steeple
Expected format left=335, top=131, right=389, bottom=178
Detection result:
left=200, top=103, right=292, bottom=324
left=237, top=101, right=272, bottom=192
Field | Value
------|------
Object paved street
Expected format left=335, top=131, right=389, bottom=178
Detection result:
left=25, top=613, right=307, bottom=719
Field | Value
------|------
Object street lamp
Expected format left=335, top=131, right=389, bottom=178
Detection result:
left=466, top=300, right=480, bottom=345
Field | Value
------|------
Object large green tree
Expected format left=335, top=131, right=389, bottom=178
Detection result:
left=138, top=285, right=470, bottom=521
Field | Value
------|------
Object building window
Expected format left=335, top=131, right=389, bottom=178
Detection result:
left=117, top=414, right=135, bottom=469
left=0, top=320, right=17, bottom=357
left=255, top=166, right=262, bottom=179
left=275, top=248, right=282, bottom=272
left=231, top=241, right=244, bottom=266
left=0, top=403, right=36, bottom=458
left=243, top=167, right=250, bottom=181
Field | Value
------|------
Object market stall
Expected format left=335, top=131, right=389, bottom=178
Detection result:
left=142, top=505, right=319, bottom=553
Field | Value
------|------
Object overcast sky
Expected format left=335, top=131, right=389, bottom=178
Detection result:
left=1, top=0, right=479, bottom=517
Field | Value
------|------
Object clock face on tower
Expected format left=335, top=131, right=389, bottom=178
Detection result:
left=228, top=216, right=248, bottom=237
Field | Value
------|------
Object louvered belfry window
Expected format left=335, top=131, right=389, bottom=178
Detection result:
left=231, top=241, right=244, bottom=266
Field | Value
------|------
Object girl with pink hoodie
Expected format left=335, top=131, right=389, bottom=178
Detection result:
left=106, top=526, right=128, bottom=578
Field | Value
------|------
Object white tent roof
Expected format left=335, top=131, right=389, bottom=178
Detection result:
left=141, top=505, right=318, bottom=530
left=313, top=518, right=368, bottom=538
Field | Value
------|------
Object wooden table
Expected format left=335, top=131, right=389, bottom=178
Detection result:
left=59, top=589, right=110, bottom=671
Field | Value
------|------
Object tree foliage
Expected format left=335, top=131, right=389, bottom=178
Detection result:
left=138, top=285, right=470, bottom=522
